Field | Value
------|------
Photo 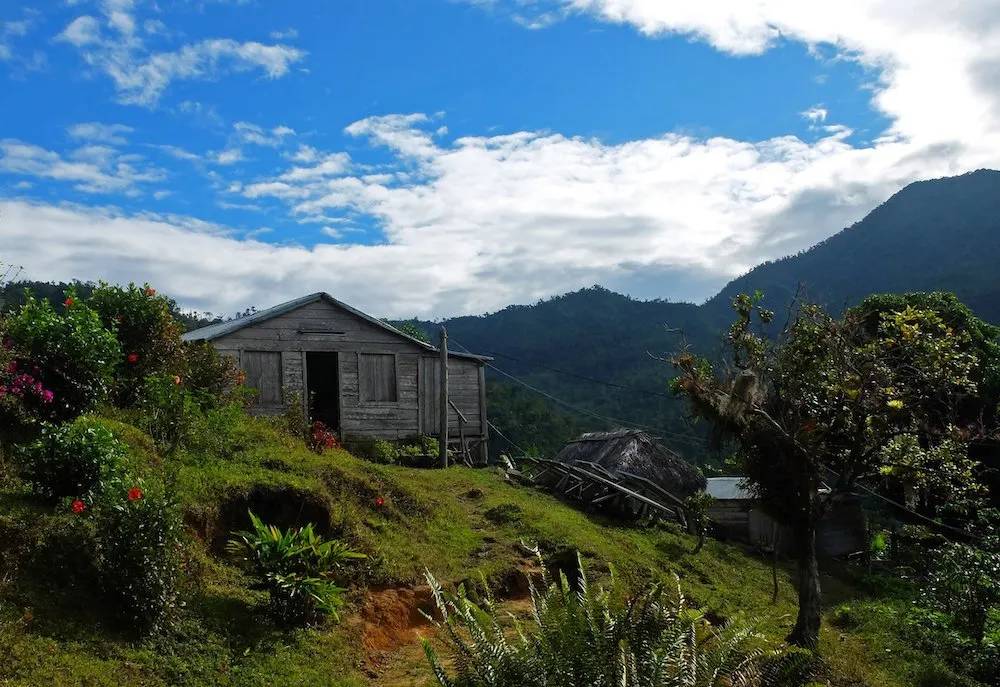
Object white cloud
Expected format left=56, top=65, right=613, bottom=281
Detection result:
left=0, top=139, right=164, bottom=194
left=233, top=121, right=296, bottom=147
left=7, top=2, right=1000, bottom=317
left=1, top=12, right=40, bottom=65
left=57, top=3, right=306, bottom=106
left=801, top=106, right=828, bottom=123
left=57, top=16, right=101, bottom=47
left=345, top=113, right=439, bottom=158
left=536, top=1, right=1000, bottom=146
left=212, top=148, right=244, bottom=165
left=67, top=122, right=134, bottom=145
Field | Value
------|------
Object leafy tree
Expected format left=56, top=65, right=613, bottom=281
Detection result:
left=86, top=282, right=185, bottom=406
left=671, top=292, right=982, bottom=648
left=389, top=319, right=431, bottom=343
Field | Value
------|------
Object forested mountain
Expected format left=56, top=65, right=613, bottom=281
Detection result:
left=706, top=169, right=1000, bottom=322
left=413, top=169, right=1000, bottom=461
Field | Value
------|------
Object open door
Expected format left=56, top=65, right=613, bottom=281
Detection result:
left=306, top=352, right=340, bottom=430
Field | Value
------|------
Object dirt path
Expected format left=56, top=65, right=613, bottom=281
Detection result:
left=354, top=557, right=543, bottom=686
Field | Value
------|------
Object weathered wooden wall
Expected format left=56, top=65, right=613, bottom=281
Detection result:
left=210, top=298, right=487, bottom=442
left=710, top=497, right=867, bottom=558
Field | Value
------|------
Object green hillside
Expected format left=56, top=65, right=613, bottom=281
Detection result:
left=0, top=409, right=967, bottom=686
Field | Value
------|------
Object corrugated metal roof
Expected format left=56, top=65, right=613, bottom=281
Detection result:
left=705, top=477, right=753, bottom=500
left=181, top=292, right=491, bottom=362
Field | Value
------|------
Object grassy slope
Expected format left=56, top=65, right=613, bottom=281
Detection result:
left=0, top=411, right=966, bottom=686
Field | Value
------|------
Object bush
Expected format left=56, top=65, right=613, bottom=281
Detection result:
left=423, top=549, right=770, bottom=687
left=93, top=475, right=182, bottom=633
left=17, top=417, right=125, bottom=498
left=87, top=282, right=184, bottom=406
left=4, top=291, right=119, bottom=421
left=921, top=542, right=1000, bottom=646
left=135, top=373, right=199, bottom=454
left=371, top=438, right=397, bottom=464
left=180, top=341, right=242, bottom=403
left=227, top=511, right=365, bottom=626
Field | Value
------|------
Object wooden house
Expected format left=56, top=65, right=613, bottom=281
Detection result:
left=705, top=477, right=866, bottom=557
left=182, top=292, right=490, bottom=461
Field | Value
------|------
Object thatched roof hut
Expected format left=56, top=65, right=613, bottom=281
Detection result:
left=552, top=430, right=706, bottom=498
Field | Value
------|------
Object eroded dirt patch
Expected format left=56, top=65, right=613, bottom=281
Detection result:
left=357, top=584, right=437, bottom=672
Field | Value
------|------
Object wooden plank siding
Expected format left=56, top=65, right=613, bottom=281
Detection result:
left=210, top=297, right=487, bottom=442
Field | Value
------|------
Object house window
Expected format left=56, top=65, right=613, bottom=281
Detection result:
left=359, top=353, right=397, bottom=402
left=242, top=351, right=282, bottom=406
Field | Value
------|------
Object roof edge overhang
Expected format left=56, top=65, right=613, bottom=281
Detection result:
left=181, top=292, right=492, bottom=362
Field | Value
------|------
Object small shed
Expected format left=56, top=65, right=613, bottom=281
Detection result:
left=551, top=430, right=707, bottom=498
left=705, top=477, right=867, bottom=558
left=182, top=292, right=490, bottom=460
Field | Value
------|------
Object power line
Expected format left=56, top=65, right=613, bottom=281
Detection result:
left=479, top=349, right=673, bottom=399
left=821, top=466, right=983, bottom=543
left=448, top=335, right=710, bottom=450
left=487, top=419, right=530, bottom=457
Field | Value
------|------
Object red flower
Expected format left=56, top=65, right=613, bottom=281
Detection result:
left=63, top=296, right=74, bottom=307
left=374, top=496, right=385, bottom=508
left=71, top=499, right=86, bottom=514
left=127, top=352, right=140, bottom=364
left=144, top=287, right=156, bottom=297
left=127, top=487, right=143, bottom=501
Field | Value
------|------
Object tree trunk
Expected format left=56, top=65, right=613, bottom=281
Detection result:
left=771, top=524, right=781, bottom=604
left=787, top=519, right=821, bottom=649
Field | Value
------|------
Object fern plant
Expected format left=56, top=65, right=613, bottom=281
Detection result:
left=422, top=547, right=769, bottom=687
left=227, top=510, right=365, bottom=625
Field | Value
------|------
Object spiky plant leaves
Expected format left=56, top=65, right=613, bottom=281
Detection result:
left=423, top=552, right=771, bottom=687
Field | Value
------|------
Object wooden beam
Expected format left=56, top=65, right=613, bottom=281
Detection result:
left=439, top=326, right=449, bottom=468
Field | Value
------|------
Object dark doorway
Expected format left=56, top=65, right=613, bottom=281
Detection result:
left=306, top=352, right=339, bottom=430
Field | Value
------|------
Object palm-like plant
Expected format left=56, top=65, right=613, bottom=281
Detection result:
left=423, top=547, right=769, bottom=687
left=227, top=510, right=365, bottom=625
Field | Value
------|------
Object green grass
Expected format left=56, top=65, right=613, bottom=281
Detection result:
left=0, top=409, right=983, bottom=686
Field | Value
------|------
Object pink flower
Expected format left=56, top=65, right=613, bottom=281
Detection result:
left=144, top=287, right=156, bottom=297
left=40, top=389, right=54, bottom=404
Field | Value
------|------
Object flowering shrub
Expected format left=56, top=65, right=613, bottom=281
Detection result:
left=4, top=291, right=119, bottom=421
left=93, top=475, right=181, bottom=633
left=308, top=420, right=340, bottom=453
left=86, top=282, right=184, bottom=406
left=17, top=416, right=125, bottom=499
left=227, top=511, right=365, bottom=626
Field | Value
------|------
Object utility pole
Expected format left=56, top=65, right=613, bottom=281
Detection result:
left=439, top=326, right=449, bottom=468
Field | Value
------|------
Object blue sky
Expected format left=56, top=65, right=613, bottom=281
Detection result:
left=1, top=1, right=997, bottom=317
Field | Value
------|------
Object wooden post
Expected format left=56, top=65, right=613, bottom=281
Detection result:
left=439, top=326, right=449, bottom=468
